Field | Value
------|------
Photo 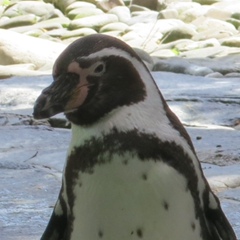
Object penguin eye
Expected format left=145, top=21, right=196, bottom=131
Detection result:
left=94, top=63, right=105, bottom=74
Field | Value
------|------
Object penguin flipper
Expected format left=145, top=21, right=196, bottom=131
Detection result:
left=41, top=190, right=67, bottom=240
left=206, top=193, right=237, bottom=240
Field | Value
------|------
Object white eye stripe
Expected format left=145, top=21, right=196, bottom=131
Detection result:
left=86, top=47, right=135, bottom=62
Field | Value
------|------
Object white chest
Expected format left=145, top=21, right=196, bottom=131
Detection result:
left=63, top=153, right=203, bottom=240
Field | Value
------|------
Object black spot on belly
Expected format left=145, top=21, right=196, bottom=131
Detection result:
left=142, top=173, right=147, bottom=180
left=122, top=159, right=128, bottom=165
left=136, top=228, right=143, bottom=238
left=191, top=222, right=196, bottom=231
left=162, top=201, right=169, bottom=210
left=98, top=230, right=103, bottom=238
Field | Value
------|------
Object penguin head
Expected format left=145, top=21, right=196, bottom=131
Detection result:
left=33, top=34, right=148, bottom=125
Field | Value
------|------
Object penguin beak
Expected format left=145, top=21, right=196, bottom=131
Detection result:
left=33, top=73, right=91, bottom=120
left=33, top=82, right=65, bottom=119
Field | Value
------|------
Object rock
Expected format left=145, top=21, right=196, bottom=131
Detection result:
left=24, top=29, right=46, bottom=38
left=131, top=0, right=158, bottom=10
left=3, top=1, right=56, bottom=19
left=179, top=5, right=209, bottom=23
left=161, top=26, right=197, bottom=43
left=129, top=4, right=152, bottom=12
left=153, top=57, right=213, bottom=76
left=61, top=28, right=97, bottom=40
left=42, top=28, right=68, bottom=39
left=227, top=18, right=240, bottom=29
left=151, top=49, right=177, bottom=58
left=205, top=7, right=232, bottom=21
left=96, top=0, right=125, bottom=12
left=212, top=1, right=240, bottom=14
left=44, top=0, right=75, bottom=13
left=69, top=14, right=118, bottom=30
left=0, top=64, right=47, bottom=79
left=192, top=17, right=238, bottom=39
left=154, top=19, right=193, bottom=35
left=231, top=12, right=240, bottom=20
left=101, top=31, right=122, bottom=38
left=0, top=14, right=38, bottom=29
left=129, top=10, right=158, bottom=24
left=221, top=36, right=240, bottom=48
left=65, top=1, right=97, bottom=13
left=67, top=7, right=103, bottom=20
left=181, top=46, right=240, bottom=58
left=108, top=6, right=131, bottom=23
left=177, top=55, right=240, bottom=75
left=100, top=22, right=128, bottom=33
left=133, top=48, right=154, bottom=70
left=158, top=9, right=179, bottom=19
left=0, top=29, right=66, bottom=72
left=9, top=17, right=70, bottom=33
left=224, top=72, right=240, bottom=78
left=193, top=0, right=219, bottom=4
left=205, top=72, right=223, bottom=78
left=175, top=38, right=220, bottom=52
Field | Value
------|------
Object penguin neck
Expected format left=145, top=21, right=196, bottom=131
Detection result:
left=68, top=71, right=193, bottom=159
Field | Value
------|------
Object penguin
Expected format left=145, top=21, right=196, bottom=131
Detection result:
left=33, top=34, right=237, bottom=240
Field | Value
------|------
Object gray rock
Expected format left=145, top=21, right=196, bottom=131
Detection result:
left=224, top=72, right=240, bottom=78
left=181, top=55, right=240, bottom=75
left=69, top=14, right=118, bottom=30
left=133, top=48, right=154, bottom=70
left=153, top=57, right=213, bottom=76
left=205, top=72, right=223, bottom=78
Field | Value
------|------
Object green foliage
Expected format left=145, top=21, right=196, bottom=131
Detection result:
left=2, top=0, right=10, bottom=7
left=171, top=48, right=180, bottom=56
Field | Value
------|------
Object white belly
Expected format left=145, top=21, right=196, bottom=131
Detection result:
left=67, top=153, right=203, bottom=240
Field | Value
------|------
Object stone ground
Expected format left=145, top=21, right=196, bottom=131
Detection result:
left=0, top=72, right=239, bottom=239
